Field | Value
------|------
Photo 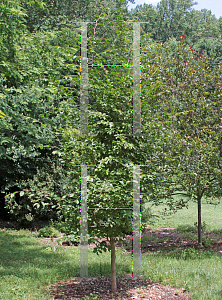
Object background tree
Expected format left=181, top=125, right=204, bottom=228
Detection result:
left=128, top=3, right=160, bottom=39
left=141, top=35, right=222, bottom=245
left=186, top=8, right=219, bottom=45
left=0, top=4, right=81, bottom=223
left=0, top=0, right=26, bottom=88
left=19, top=0, right=134, bottom=32
left=130, top=0, right=198, bottom=43
left=129, top=0, right=222, bottom=64
left=156, top=0, right=198, bottom=42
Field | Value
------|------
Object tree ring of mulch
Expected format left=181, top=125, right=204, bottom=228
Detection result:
left=48, top=275, right=190, bottom=299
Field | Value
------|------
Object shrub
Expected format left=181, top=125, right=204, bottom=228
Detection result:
left=38, top=225, right=60, bottom=238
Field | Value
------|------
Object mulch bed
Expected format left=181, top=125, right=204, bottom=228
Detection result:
left=48, top=275, right=190, bottom=300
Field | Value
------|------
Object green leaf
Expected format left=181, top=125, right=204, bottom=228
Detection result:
left=0, top=110, right=6, bottom=118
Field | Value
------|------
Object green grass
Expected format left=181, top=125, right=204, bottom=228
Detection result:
left=145, top=199, right=222, bottom=232
left=0, top=227, right=222, bottom=300
left=1, top=197, right=222, bottom=300
left=0, top=229, right=131, bottom=299
left=142, top=250, right=222, bottom=300
left=0, top=229, right=80, bottom=299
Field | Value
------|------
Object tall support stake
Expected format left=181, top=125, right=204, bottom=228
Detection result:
left=133, top=165, right=141, bottom=277
left=80, top=22, right=88, bottom=136
left=80, top=165, right=88, bottom=278
left=80, top=21, right=88, bottom=278
left=133, top=23, right=141, bottom=277
left=133, top=22, right=141, bottom=136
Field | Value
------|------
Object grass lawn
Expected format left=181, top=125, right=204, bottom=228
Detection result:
left=145, top=198, right=222, bottom=232
left=0, top=229, right=80, bottom=299
left=0, top=199, right=222, bottom=300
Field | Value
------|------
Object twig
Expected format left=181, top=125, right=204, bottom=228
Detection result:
left=93, top=13, right=103, bottom=39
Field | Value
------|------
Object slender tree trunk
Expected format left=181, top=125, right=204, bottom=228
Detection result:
left=197, top=196, right=202, bottom=245
left=110, top=236, right=117, bottom=294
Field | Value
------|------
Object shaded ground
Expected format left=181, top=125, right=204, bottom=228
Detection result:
left=0, top=219, right=48, bottom=231
left=2, top=221, right=222, bottom=299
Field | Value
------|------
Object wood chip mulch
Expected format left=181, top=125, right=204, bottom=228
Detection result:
left=48, top=275, right=190, bottom=300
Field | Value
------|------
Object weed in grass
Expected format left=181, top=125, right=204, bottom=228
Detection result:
left=212, top=228, right=222, bottom=235
left=168, top=247, right=212, bottom=260
left=202, top=236, right=217, bottom=248
left=142, top=235, right=160, bottom=243
left=181, top=232, right=197, bottom=241
left=177, top=224, right=196, bottom=233
left=194, top=221, right=207, bottom=231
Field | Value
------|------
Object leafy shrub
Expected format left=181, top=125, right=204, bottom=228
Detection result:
left=202, top=236, right=217, bottom=248
left=5, top=189, right=57, bottom=228
left=38, top=225, right=60, bottom=238
left=57, top=234, right=80, bottom=246
left=4, top=163, right=68, bottom=227
left=141, top=222, right=147, bottom=233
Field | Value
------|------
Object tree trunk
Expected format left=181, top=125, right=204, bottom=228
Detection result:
left=110, top=236, right=117, bottom=294
left=197, top=196, right=202, bottom=245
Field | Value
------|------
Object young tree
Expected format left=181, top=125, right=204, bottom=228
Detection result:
left=141, top=35, right=222, bottom=245
left=55, top=21, right=158, bottom=293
